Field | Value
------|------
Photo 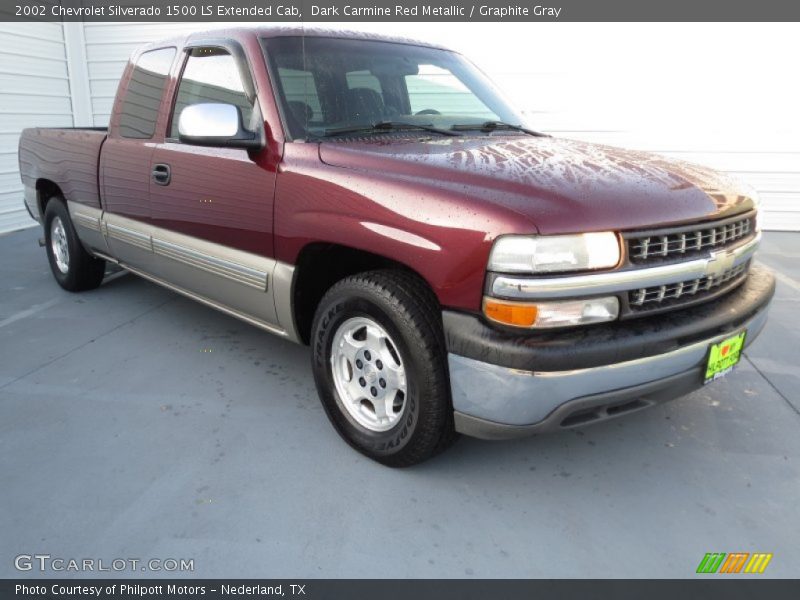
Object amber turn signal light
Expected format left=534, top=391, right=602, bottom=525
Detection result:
left=483, top=298, right=539, bottom=327
left=483, top=296, right=620, bottom=329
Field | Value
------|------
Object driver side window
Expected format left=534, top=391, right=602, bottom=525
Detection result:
left=169, top=48, right=253, bottom=139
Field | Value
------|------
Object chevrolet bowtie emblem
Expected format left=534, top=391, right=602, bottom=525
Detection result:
left=705, top=249, right=736, bottom=278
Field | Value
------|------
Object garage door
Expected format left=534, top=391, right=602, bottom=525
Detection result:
left=0, top=22, right=73, bottom=233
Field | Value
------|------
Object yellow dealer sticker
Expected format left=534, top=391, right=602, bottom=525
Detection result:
left=704, top=331, right=746, bottom=384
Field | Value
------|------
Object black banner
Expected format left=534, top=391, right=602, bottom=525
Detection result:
left=4, top=0, right=800, bottom=22
left=3, top=580, right=800, bottom=600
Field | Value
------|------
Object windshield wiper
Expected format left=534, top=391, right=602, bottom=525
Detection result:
left=323, top=121, right=461, bottom=138
left=450, top=121, right=548, bottom=137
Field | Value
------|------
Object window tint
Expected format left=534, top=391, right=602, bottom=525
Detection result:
left=170, top=48, right=253, bottom=139
left=119, top=47, right=175, bottom=139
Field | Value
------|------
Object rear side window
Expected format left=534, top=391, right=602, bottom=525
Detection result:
left=169, top=48, right=254, bottom=139
left=118, top=47, right=176, bottom=139
left=346, top=70, right=382, bottom=94
left=278, top=67, right=322, bottom=127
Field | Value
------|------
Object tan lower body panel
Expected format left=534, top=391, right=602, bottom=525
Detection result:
left=68, top=202, right=110, bottom=256
left=67, top=201, right=299, bottom=343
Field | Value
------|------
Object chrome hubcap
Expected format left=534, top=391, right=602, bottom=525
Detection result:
left=330, top=316, right=407, bottom=432
left=50, top=217, right=69, bottom=274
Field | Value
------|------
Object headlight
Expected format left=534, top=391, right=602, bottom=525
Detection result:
left=488, top=232, right=621, bottom=274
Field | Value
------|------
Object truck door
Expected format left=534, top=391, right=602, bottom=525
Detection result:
left=148, top=45, right=280, bottom=328
left=100, top=47, right=176, bottom=272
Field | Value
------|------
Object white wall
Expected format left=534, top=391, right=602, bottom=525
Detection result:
left=1, top=22, right=797, bottom=233
left=0, top=22, right=73, bottom=233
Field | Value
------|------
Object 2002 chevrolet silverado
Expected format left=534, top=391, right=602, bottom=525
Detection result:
left=19, top=27, right=775, bottom=466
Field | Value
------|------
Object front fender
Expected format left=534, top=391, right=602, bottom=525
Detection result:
left=274, top=145, right=537, bottom=311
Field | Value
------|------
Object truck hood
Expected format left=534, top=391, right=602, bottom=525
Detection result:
left=318, top=136, right=755, bottom=234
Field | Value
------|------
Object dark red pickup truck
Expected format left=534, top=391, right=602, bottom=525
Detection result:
left=19, top=27, right=774, bottom=466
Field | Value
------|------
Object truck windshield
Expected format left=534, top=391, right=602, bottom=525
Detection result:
left=261, top=36, right=528, bottom=140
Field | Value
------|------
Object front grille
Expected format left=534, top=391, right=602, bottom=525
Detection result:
left=628, top=261, right=749, bottom=311
left=627, top=214, right=753, bottom=264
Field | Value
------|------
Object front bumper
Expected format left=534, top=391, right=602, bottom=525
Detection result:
left=445, top=265, right=775, bottom=439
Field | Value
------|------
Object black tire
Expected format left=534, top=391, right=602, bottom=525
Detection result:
left=43, top=197, right=105, bottom=292
left=311, top=270, right=457, bottom=467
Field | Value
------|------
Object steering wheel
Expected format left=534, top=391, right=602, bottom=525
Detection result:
left=415, top=109, right=441, bottom=115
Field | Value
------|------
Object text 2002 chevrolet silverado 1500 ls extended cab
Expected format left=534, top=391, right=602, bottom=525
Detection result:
left=19, top=28, right=775, bottom=466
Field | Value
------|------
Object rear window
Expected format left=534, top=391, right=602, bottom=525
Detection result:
left=277, top=67, right=323, bottom=129
left=118, top=47, right=176, bottom=139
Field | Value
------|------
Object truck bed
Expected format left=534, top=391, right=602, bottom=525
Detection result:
left=18, top=127, right=108, bottom=221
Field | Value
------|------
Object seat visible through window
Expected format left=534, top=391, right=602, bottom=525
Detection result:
left=347, top=88, right=385, bottom=122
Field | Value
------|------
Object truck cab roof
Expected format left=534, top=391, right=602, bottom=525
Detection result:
left=137, top=26, right=449, bottom=55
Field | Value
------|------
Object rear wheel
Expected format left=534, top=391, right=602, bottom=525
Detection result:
left=311, top=270, right=457, bottom=467
left=44, top=197, right=105, bottom=292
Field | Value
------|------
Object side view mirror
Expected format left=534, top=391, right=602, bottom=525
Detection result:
left=178, top=103, right=263, bottom=150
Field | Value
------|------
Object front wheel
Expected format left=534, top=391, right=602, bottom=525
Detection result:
left=44, top=197, right=105, bottom=292
left=311, top=270, right=456, bottom=467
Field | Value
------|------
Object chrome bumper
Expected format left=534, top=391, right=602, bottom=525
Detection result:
left=449, top=303, right=769, bottom=440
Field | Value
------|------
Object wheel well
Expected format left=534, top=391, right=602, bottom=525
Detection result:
left=35, top=179, right=63, bottom=218
left=292, top=243, right=436, bottom=344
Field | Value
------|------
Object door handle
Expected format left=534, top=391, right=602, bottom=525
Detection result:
left=152, top=163, right=171, bottom=186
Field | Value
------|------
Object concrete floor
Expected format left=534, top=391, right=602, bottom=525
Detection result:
left=1, top=228, right=798, bottom=579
